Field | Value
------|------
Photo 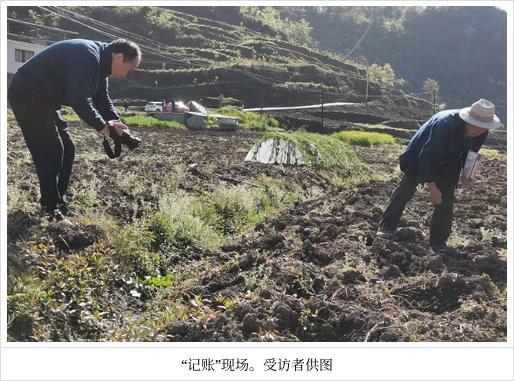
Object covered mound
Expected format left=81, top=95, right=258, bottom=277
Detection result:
left=245, top=131, right=364, bottom=173
left=245, top=138, right=304, bottom=165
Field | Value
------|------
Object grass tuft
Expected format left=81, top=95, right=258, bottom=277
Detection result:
left=60, top=108, right=185, bottom=129
left=145, top=179, right=303, bottom=257
left=122, top=115, right=185, bottom=129
left=332, top=130, right=396, bottom=146
left=215, top=106, right=280, bottom=130
left=479, top=148, right=506, bottom=161
left=148, top=197, right=224, bottom=254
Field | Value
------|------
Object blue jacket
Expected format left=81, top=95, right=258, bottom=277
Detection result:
left=399, top=109, right=488, bottom=182
left=13, top=39, right=119, bottom=131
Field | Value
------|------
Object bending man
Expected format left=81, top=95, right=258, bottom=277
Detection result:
left=377, top=99, right=502, bottom=252
left=8, top=38, right=141, bottom=222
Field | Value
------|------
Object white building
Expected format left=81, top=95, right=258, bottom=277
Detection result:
left=7, top=39, right=47, bottom=78
left=7, top=17, right=79, bottom=83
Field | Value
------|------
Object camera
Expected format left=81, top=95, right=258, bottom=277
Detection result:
left=120, top=130, right=141, bottom=150
left=103, top=124, right=141, bottom=159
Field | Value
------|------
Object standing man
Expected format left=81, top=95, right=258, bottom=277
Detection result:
left=377, top=99, right=502, bottom=252
left=8, top=38, right=141, bottom=223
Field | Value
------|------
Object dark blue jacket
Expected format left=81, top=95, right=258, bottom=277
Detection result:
left=13, top=39, right=119, bottom=131
left=399, top=109, right=488, bottom=183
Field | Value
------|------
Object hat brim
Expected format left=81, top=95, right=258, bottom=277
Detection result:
left=459, top=108, right=502, bottom=130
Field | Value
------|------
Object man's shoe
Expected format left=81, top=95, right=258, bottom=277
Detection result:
left=376, top=228, right=394, bottom=239
left=41, top=208, right=74, bottom=226
left=58, top=203, right=77, bottom=217
left=431, top=244, right=450, bottom=254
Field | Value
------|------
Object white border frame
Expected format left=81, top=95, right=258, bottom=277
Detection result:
left=1, top=1, right=512, bottom=380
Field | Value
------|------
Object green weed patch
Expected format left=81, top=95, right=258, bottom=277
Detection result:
left=215, top=106, right=280, bottom=130
left=121, top=115, right=185, bottom=129
left=60, top=109, right=185, bottom=129
left=332, top=130, right=396, bottom=146
left=146, top=179, right=300, bottom=253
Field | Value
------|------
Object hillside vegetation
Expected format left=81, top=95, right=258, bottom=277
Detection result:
left=176, top=6, right=507, bottom=121
left=9, top=6, right=431, bottom=113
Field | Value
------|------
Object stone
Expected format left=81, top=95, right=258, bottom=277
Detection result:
left=185, top=112, right=207, bottom=129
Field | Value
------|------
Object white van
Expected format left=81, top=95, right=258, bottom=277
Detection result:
left=144, top=101, right=163, bottom=113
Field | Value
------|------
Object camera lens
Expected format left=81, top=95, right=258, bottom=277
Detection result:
left=120, top=131, right=141, bottom=150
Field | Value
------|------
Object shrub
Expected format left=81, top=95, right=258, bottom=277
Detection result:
left=194, top=186, right=262, bottom=235
left=368, top=63, right=404, bottom=88
left=147, top=181, right=301, bottom=253
left=149, top=193, right=225, bottom=253
left=332, top=130, right=396, bottom=146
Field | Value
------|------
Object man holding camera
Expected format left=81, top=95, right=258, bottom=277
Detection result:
left=8, top=38, right=141, bottom=223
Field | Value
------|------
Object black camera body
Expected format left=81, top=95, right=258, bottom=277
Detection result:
left=120, top=130, right=141, bottom=150
left=103, top=124, right=141, bottom=159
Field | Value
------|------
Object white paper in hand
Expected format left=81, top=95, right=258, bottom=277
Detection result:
left=462, top=150, right=481, bottom=181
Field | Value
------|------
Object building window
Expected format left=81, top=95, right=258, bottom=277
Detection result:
left=15, top=49, right=34, bottom=63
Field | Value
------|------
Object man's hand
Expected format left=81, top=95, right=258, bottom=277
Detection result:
left=427, top=182, right=443, bottom=205
left=101, top=120, right=129, bottom=138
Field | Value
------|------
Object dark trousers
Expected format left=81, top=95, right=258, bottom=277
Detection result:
left=379, top=171, right=459, bottom=247
left=8, top=82, right=75, bottom=212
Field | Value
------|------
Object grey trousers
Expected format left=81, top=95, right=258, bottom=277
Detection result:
left=378, top=171, right=459, bottom=247
left=8, top=82, right=75, bottom=212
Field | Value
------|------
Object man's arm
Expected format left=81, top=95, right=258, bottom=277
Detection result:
left=417, top=118, right=453, bottom=205
left=417, top=119, right=451, bottom=183
left=66, top=54, right=107, bottom=131
left=92, top=77, right=120, bottom=122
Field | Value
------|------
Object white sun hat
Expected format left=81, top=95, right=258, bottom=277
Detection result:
left=459, top=99, right=502, bottom=130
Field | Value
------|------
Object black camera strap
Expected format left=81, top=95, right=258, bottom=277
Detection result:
left=102, top=124, right=122, bottom=159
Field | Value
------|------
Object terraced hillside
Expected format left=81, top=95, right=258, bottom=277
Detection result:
left=9, top=6, right=433, bottom=113
left=264, top=102, right=508, bottom=149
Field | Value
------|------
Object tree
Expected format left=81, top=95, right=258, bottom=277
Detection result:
left=284, top=18, right=313, bottom=46
left=331, top=7, right=425, bottom=58
left=368, top=63, right=401, bottom=88
left=239, top=7, right=314, bottom=47
left=423, top=78, right=440, bottom=113
left=422, top=78, right=440, bottom=100
left=333, top=6, right=425, bottom=33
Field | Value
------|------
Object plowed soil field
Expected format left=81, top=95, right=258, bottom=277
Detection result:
left=7, top=117, right=507, bottom=342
